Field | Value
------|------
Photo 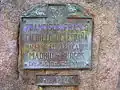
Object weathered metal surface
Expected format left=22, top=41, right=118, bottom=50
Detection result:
left=36, top=75, right=80, bottom=86
left=20, top=3, right=93, bottom=69
left=38, top=86, right=77, bottom=90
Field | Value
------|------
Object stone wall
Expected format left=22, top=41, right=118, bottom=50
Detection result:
left=0, top=0, right=120, bottom=90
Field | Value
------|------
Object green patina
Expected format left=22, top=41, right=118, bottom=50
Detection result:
left=21, top=3, right=93, bottom=69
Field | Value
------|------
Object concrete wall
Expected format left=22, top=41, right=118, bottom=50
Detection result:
left=0, top=0, right=120, bottom=90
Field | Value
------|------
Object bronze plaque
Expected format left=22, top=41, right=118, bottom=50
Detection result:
left=36, top=75, right=80, bottom=86
left=20, top=3, right=93, bottom=69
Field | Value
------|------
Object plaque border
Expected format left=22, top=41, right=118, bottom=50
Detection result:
left=19, top=3, right=94, bottom=70
left=36, top=75, right=80, bottom=86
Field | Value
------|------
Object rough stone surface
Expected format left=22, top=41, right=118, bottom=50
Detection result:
left=0, top=0, right=120, bottom=90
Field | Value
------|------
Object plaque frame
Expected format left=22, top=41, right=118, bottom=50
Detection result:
left=20, top=3, right=93, bottom=70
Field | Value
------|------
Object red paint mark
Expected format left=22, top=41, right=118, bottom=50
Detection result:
left=67, top=19, right=73, bottom=22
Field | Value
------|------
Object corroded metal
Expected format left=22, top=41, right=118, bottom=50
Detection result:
left=20, top=3, right=93, bottom=69
left=36, top=75, right=80, bottom=86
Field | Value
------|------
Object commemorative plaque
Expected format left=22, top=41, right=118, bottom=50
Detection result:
left=20, top=3, right=93, bottom=69
left=36, top=75, right=79, bottom=86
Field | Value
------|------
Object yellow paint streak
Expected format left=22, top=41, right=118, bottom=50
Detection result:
left=38, top=87, right=43, bottom=90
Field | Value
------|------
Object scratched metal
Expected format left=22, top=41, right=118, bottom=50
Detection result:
left=36, top=75, right=79, bottom=86
left=20, top=3, right=93, bottom=69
